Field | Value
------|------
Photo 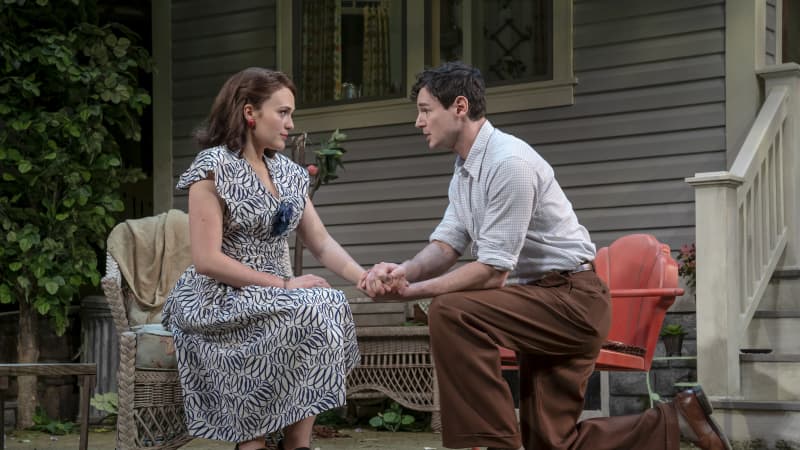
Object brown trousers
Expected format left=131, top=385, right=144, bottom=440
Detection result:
left=428, top=270, right=680, bottom=450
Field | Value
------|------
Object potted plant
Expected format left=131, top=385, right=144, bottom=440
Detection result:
left=660, top=323, right=688, bottom=356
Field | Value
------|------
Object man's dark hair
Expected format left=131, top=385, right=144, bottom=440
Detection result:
left=410, top=61, right=486, bottom=120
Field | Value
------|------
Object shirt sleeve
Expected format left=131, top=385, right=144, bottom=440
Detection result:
left=175, top=148, right=223, bottom=190
left=475, top=156, right=538, bottom=271
left=429, top=202, right=470, bottom=256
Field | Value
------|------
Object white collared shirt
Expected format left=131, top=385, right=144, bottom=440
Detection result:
left=430, top=120, right=596, bottom=284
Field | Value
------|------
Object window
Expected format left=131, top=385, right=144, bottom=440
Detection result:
left=292, top=0, right=406, bottom=106
left=277, top=0, right=573, bottom=132
left=436, top=0, right=552, bottom=86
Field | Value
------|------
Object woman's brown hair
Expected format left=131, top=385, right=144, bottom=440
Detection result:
left=194, top=67, right=296, bottom=152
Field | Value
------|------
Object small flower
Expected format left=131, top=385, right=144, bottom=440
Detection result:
left=306, top=164, right=319, bottom=176
left=677, top=242, right=696, bottom=288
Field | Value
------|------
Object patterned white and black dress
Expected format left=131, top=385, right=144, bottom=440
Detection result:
left=162, top=146, right=360, bottom=442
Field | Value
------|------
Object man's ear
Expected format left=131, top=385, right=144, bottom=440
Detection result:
left=453, top=95, right=469, bottom=117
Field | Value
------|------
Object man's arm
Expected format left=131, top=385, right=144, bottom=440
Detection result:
left=398, top=260, right=508, bottom=300
left=364, top=240, right=508, bottom=300
left=400, top=240, right=460, bottom=282
left=363, top=240, right=459, bottom=297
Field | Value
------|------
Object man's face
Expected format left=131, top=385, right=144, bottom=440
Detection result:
left=415, top=87, right=459, bottom=150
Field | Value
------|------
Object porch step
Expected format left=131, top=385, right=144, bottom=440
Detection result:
left=762, top=274, right=800, bottom=310
left=743, top=310, right=800, bottom=353
left=740, top=353, right=800, bottom=401
left=709, top=399, right=800, bottom=446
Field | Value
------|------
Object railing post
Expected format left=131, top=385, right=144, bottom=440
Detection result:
left=686, top=173, right=744, bottom=398
left=758, top=63, right=800, bottom=271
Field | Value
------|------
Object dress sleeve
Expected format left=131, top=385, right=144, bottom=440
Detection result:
left=175, top=147, right=225, bottom=191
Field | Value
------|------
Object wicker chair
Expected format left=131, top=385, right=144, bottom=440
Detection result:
left=101, top=211, right=193, bottom=450
left=101, top=210, right=296, bottom=450
left=346, top=324, right=441, bottom=432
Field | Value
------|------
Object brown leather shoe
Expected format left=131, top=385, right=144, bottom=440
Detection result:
left=672, top=386, right=732, bottom=450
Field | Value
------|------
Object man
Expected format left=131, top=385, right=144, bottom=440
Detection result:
left=360, top=62, right=731, bottom=450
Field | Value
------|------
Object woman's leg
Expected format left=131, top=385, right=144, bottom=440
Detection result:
left=235, top=437, right=267, bottom=450
left=282, top=415, right=316, bottom=449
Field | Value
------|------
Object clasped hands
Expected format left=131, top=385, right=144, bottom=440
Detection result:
left=358, top=262, right=412, bottom=300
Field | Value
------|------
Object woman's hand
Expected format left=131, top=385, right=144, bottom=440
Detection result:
left=285, top=274, right=331, bottom=289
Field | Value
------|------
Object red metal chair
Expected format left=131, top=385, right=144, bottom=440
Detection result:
left=477, top=235, right=684, bottom=450
left=497, top=234, right=685, bottom=395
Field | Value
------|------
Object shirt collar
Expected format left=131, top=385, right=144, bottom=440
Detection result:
left=457, top=120, right=495, bottom=178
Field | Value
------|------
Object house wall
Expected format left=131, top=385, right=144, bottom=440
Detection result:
left=170, top=0, right=279, bottom=191
left=767, top=0, right=778, bottom=64
left=170, top=0, right=727, bottom=294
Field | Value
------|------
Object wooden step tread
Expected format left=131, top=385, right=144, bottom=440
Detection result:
left=739, top=353, right=800, bottom=362
left=753, top=310, right=800, bottom=318
left=711, top=399, right=800, bottom=411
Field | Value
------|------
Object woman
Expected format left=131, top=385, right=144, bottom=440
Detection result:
left=162, top=67, right=363, bottom=450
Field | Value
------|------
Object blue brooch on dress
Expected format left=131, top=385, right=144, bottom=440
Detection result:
left=270, top=201, right=294, bottom=237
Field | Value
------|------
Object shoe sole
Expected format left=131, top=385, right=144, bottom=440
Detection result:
left=693, top=386, right=733, bottom=450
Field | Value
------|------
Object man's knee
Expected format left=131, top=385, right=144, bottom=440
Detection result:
left=428, top=292, right=467, bottom=323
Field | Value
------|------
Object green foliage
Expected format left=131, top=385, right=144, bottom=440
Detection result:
left=368, top=401, right=415, bottom=432
left=309, top=129, right=347, bottom=195
left=31, top=407, right=76, bottom=435
left=313, top=408, right=349, bottom=427
left=90, top=392, right=118, bottom=415
left=0, top=0, right=150, bottom=334
left=660, top=323, right=687, bottom=337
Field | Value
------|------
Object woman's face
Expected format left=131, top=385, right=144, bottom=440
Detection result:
left=247, top=86, right=295, bottom=151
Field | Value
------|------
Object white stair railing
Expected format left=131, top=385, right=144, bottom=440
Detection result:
left=687, top=63, right=800, bottom=398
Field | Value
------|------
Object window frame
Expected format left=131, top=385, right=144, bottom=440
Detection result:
left=277, top=0, right=574, bottom=132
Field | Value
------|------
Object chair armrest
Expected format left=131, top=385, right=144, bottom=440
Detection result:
left=609, top=288, right=685, bottom=298
left=101, top=252, right=132, bottom=336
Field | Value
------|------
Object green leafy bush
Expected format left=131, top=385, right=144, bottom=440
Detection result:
left=32, top=407, right=76, bottom=435
left=368, top=401, right=415, bottom=432
left=90, top=392, right=118, bottom=416
left=0, top=0, right=150, bottom=333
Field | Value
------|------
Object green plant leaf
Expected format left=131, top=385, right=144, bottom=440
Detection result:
left=401, top=414, right=415, bottom=425
left=368, top=416, right=384, bottom=428
left=44, top=280, right=59, bottom=295
left=382, top=411, right=400, bottom=424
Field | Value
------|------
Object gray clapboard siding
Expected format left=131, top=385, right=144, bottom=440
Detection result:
left=174, top=30, right=275, bottom=61
left=766, top=0, right=777, bottom=64
left=172, top=7, right=275, bottom=41
left=173, top=49, right=278, bottom=80
left=576, top=56, right=724, bottom=94
left=575, top=30, right=723, bottom=72
left=574, top=4, right=724, bottom=47
left=573, top=0, right=720, bottom=24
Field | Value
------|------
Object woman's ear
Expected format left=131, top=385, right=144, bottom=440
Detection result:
left=243, top=104, right=255, bottom=121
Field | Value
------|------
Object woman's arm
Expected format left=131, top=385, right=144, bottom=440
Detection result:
left=188, top=179, right=288, bottom=288
left=296, top=198, right=365, bottom=284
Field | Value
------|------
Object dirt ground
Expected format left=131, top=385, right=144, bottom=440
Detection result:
left=3, top=428, right=443, bottom=450
left=2, top=429, right=708, bottom=450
